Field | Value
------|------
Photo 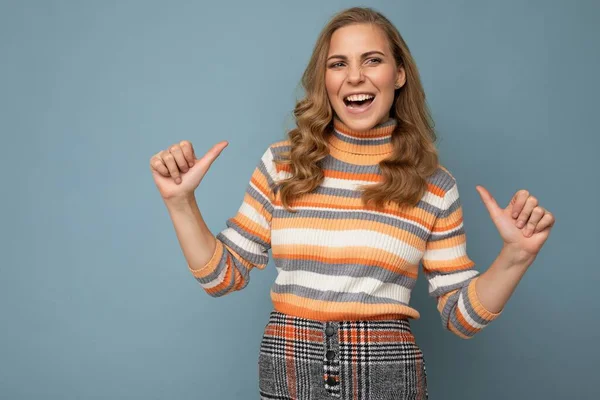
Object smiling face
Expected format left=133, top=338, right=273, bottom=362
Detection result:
left=325, top=23, right=405, bottom=132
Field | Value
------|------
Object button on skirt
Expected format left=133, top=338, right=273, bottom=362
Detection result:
left=258, top=310, right=428, bottom=400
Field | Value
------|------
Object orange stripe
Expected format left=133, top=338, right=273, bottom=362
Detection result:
left=204, top=255, right=234, bottom=295
left=281, top=199, right=434, bottom=226
left=427, top=182, right=446, bottom=198
left=422, top=258, right=475, bottom=273
left=230, top=213, right=270, bottom=244
left=189, top=240, right=224, bottom=278
left=425, top=233, right=468, bottom=250
left=453, top=303, right=478, bottom=336
left=271, top=246, right=418, bottom=279
left=250, top=174, right=273, bottom=202
left=272, top=293, right=421, bottom=321
left=467, top=277, right=502, bottom=320
left=328, top=146, right=389, bottom=165
left=323, top=168, right=382, bottom=182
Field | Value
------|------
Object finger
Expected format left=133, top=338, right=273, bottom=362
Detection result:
left=161, top=150, right=181, bottom=183
left=534, top=212, right=555, bottom=233
left=150, top=155, right=170, bottom=176
left=516, top=195, right=538, bottom=229
left=169, top=144, right=189, bottom=174
left=510, top=190, right=529, bottom=219
left=209, top=141, right=228, bottom=157
left=201, top=141, right=229, bottom=166
left=522, top=206, right=545, bottom=237
left=180, top=140, right=195, bottom=168
left=475, top=185, right=503, bottom=220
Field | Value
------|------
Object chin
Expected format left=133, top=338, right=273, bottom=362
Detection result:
left=335, top=108, right=386, bottom=132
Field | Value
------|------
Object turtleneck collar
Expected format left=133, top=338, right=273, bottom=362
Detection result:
left=328, top=117, right=396, bottom=155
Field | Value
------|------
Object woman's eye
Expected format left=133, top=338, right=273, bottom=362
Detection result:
left=329, top=62, right=345, bottom=68
left=367, top=58, right=382, bottom=64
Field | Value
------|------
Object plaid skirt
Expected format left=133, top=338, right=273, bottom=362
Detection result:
left=258, top=310, right=428, bottom=400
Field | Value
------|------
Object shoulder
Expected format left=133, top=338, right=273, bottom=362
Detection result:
left=425, top=165, right=467, bottom=210
left=267, top=139, right=291, bottom=163
left=257, top=140, right=292, bottom=180
left=255, top=140, right=290, bottom=163
left=427, top=164, right=458, bottom=194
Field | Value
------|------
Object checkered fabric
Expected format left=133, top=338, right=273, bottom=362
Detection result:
left=258, top=310, right=428, bottom=399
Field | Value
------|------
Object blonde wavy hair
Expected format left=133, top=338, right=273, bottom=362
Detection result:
left=277, top=7, right=439, bottom=212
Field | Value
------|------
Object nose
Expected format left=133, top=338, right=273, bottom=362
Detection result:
left=346, top=64, right=364, bottom=85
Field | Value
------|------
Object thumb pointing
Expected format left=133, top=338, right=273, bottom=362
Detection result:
left=476, top=185, right=502, bottom=219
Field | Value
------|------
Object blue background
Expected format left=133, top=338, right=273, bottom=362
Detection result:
left=1, top=0, right=598, bottom=399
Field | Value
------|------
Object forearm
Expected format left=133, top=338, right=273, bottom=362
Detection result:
left=164, top=195, right=217, bottom=271
left=475, top=245, right=536, bottom=314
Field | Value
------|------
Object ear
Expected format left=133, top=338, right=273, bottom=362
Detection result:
left=395, top=66, right=406, bottom=88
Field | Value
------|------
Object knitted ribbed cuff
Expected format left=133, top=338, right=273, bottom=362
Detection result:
left=467, top=276, right=503, bottom=322
left=188, top=239, right=223, bottom=277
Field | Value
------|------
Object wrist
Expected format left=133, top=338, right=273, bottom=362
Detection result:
left=501, top=243, right=536, bottom=269
left=163, top=194, right=197, bottom=211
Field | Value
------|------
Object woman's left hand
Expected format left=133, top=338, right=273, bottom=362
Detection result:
left=475, top=186, right=556, bottom=263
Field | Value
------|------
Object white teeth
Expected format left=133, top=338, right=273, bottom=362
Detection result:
left=345, top=93, right=374, bottom=102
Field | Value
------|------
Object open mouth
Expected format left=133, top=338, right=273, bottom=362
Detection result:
left=343, top=93, right=375, bottom=112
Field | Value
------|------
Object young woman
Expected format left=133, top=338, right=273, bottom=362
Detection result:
left=149, top=7, right=555, bottom=400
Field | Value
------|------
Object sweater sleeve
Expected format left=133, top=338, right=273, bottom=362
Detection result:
left=188, top=145, right=277, bottom=297
left=421, top=178, right=502, bottom=339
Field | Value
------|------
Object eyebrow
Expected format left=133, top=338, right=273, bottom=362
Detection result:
left=326, top=50, right=386, bottom=62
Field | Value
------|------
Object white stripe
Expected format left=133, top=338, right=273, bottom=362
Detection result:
left=271, top=228, right=423, bottom=263
left=334, top=129, right=390, bottom=143
left=423, top=242, right=468, bottom=261
left=421, top=190, right=445, bottom=208
left=273, top=204, right=431, bottom=233
left=444, top=184, right=459, bottom=205
left=458, top=291, right=486, bottom=329
left=238, top=200, right=269, bottom=230
left=261, top=148, right=277, bottom=180
left=321, top=176, right=444, bottom=211
left=275, top=269, right=412, bottom=304
left=221, top=227, right=267, bottom=255
left=200, top=264, right=228, bottom=289
left=427, top=222, right=465, bottom=239
left=321, top=176, right=374, bottom=191
left=323, top=177, right=444, bottom=211
left=249, top=180, right=271, bottom=203
left=427, top=270, right=478, bottom=294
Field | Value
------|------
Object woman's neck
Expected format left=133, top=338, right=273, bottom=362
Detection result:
left=328, top=117, right=396, bottom=155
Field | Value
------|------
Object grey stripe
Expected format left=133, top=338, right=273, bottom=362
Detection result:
left=194, top=250, right=227, bottom=285
left=304, top=186, right=442, bottom=217
left=217, top=230, right=269, bottom=265
left=427, top=167, right=456, bottom=192
left=439, top=289, right=461, bottom=329
left=246, top=183, right=274, bottom=216
left=271, top=283, right=410, bottom=306
left=270, top=144, right=291, bottom=161
left=443, top=278, right=492, bottom=337
left=427, top=225, right=468, bottom=242
left=195, top=250, right=237, bottom=297
left=223, top=216, right=271, bottom=251
left=311, top=185, right=363, bottom=198
left=331, top=131, right=392, bottom=147
left=257, top=155, right=279, bottom=195
left=425, top=271, right=478, bottom=298
left=320, top=155, right=382, bottom=174
left=272, top=208, right=433, bottom=241
left=275, top=259, right=418, bottom=288
left=459, top=279, right=492, bottom=326
left=436, top=195, right=463, bottom=219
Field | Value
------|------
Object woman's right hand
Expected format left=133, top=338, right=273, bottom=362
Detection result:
left=149, top=140, right=229, bottom=201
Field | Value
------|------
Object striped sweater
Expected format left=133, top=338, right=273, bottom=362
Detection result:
left=190, top=118, right=502, bottom=339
